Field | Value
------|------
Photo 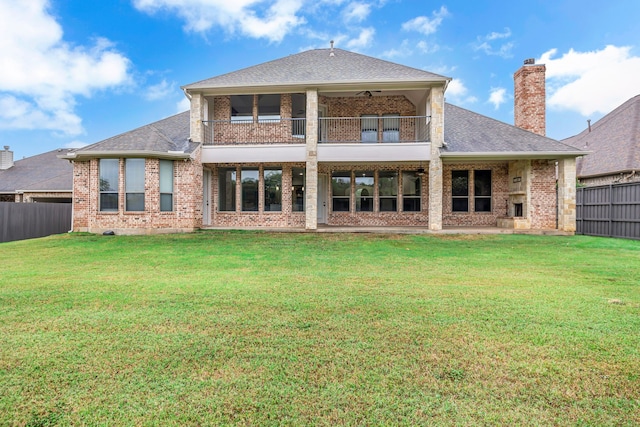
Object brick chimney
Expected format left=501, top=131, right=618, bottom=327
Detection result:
left=0, top=146, right=14, bottom=170
left=514, top=58, right=546, bottom=136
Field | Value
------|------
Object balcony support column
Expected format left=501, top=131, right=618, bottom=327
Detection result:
left=305, top=89, right=319, bottom=230
left=189, top=92, right=204, bottom=143
left=429, top=85, right=445, bottom=230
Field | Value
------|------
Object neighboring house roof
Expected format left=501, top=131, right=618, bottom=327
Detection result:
left=62, top=111, right=197, bottom=161
left=563, top=94, right=640, bottom=178
left=0, top=149, right=74, bottom=193
left=182, top=48, right=450, bottom=91
left=441, top=103, right=584, bottom=159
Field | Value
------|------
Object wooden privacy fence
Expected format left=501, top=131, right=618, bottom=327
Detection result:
left=576, top=182, right=640, bottom=240
left=0, top=202, right=72, bottom=243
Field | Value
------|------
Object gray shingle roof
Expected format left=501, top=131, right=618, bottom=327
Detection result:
left=563, top=94, right=640, bottom=177
left=0, top=149, right=74, bottom=192
left=69, top=111, right=196, bottom=158
left=442, top=103, right=584, bottom=157
left=182, top=48, right=450, bottom=90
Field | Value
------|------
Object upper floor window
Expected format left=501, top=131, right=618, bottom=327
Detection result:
left=159, top=160, right=174, bottom=212
left=99, top=159, right=119, bottom=212
left=125, top=159, right=145, bottom=212
left=382, top=114, right=400, bottom=142
left=361, top=115, right=378, bottom=143
left=258, top=94, right=281, bottom=122
left=231, top=95, right=253, bottom=122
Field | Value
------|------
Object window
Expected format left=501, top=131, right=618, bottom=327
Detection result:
left=264, top=168, right=282, bottom=212
left=355, top=171, right=374, bottom=212
left=99, top=159, right=119, bottom=212
left=291, top=93, right=306, bottom=138
left=402, top=172, right=421, bottom=212
left=332, top=171, right=351, bottom=212
left=474, top=170, right=492, bottom=212
left=231, top=95, right=253, bottom=122
left=219, top=167, right=236, bottom=211
left=292, top=167, right=305, bottom=212
left=258, top=94, right=281, bottom=122
left=382, top=114, right=400, bottom=142
left=125, top=159, right=145, bottom=211
left=361, top=115, right=378, bottom=142
left=241, top=168, right=259, bottom=211
left=159, top=160, right=173, bottom=212
left=379, top=171, right=398, bottom=212
left=452, top=170, right=469, bottom=212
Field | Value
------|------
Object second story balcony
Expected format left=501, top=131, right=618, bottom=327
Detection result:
left=202, top=116, right=431, bottom=145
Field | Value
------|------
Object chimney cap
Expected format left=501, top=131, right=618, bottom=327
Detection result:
left=524, top=58, right=535, bottom=65
left=3, top=146, right=9, bottom=151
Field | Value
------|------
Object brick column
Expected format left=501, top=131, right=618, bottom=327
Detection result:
left=557, top=157, right=577, bottom=232
left=429, top=86, right=445, bottom=230
left=305, top=89, right=319, bottom=230
left=189, top=92, right=204, bottom=143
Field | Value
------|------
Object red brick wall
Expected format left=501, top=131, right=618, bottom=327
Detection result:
left=514, top=64, right=546, bottom=136
left=529, top=160, right=557, bottom=229
left=443, top=163, right=509, bottom=227
left=71, top=148, right=203, bottom=233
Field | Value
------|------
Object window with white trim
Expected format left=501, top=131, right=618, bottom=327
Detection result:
left=125, top=159, right=145, bottom=211
left=99, top=159, right=119, bottom=212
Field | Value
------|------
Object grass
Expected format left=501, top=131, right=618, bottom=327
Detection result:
left=0, top=231, right=639, bottom=426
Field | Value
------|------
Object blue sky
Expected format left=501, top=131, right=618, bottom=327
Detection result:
left=1, top=0, right=639, bottom=160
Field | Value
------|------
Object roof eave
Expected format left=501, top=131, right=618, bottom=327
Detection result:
left=58, top=150, right=194, bottom=161
left=440, top=150, right=587, bottom=161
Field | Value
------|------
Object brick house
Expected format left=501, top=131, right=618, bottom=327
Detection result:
left=0, top=146, right=73, bottom=203
left=563, top=94, right=640, bottom=187
left=60, top=48, right=583, bottom=234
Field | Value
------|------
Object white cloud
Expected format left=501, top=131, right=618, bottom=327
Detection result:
left=539, top=45, right=640, bottom=116
left=145, top=79, right=175, bottom=101
left=176, top=96, right=191, bottom=113
left=402, top=6, right=449, bottom=36
left=472, top=27, right=514, bottom=58
left=488, top=87, right=507, bottom=110
left=381, top=39, right=412, bottom=59
left=133, top=0, right=306, bottom=43
left=416, top=40, right=439, bottom=54
left=346, top=27, right=375, bottom=49
left=343, top=2, right=371, bottom=23
left=0, top=0, right=131, bottom=135
left=446, top=79, right=478, bottom=105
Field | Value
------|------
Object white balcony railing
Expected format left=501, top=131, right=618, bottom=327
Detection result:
left=203, top=116, right=430, bottom=145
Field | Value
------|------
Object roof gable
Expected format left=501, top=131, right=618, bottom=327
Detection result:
left=183, top=48, right=449, bottom=91
left=563, top=94, right=640, bottom=177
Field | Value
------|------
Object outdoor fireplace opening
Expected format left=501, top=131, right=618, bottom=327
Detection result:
left=514, top=203, right=523, bottom=217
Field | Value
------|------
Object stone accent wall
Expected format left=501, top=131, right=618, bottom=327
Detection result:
left=557, top=158, right=576, bottom=232
left=514, top=62, right=546, bottom=136
left=578, top=173, right=640, bottom=187
left=71, top=148, right=203, bottom=234
left=429, top=86, right=445, bottom=230
left=443, top=163, right=509, bottom=227
left=22, top=192, right=72, bottom=202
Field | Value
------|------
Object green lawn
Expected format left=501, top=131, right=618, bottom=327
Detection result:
left=1, top=232, right=639, bottom=426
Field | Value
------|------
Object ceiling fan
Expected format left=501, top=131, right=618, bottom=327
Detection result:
left=355, top=90, right=381, bottom=98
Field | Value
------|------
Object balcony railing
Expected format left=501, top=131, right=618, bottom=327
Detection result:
left=203, top=118, right=306, bottom=145
left=202, top=116, right=430, bottom=145
left=319, top=116, right=430, bottom=143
